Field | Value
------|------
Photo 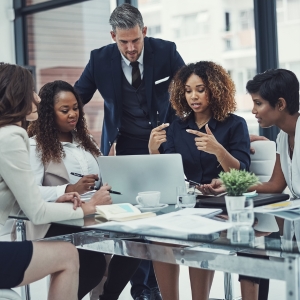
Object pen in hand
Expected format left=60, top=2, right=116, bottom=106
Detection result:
left=70, top=172, right=84, bottom=178
left=70, top=172, right=122, bottom=195
left=96, top=188, right=122, bottom=195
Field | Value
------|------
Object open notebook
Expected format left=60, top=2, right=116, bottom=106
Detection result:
left=96, top=203, right=155, bottom=221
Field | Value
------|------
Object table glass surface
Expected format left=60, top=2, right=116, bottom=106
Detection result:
left=10, top=204, right=300, bottom=257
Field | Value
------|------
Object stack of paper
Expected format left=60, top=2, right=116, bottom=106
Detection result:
left=254, top=199, right=300, bottom=221
left=87, top=208, right=231, bottom=239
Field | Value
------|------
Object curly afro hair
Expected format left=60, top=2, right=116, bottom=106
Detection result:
left=27, top=80, right=100, bottom=164
left=169, top=61, right=237, bottom=121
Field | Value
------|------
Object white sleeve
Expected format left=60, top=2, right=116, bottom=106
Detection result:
left=276, top=131, right=283, bottom=155
left=29, top=138, right=68, bottom=202
left=0, top=131, right=83, bottom=225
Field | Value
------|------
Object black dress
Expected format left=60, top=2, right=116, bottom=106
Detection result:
left=0, top=241, right=33, bottom=288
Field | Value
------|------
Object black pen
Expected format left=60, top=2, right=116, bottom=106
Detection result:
left=71, top=172, right=84, bottom=177
left=70, top=172, right=121, bottom=195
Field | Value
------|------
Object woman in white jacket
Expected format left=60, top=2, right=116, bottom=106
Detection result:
left=0, top=63, right=112, bottom=300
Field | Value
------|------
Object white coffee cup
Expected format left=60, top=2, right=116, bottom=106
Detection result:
left=136, top=191, right=161, bottom=207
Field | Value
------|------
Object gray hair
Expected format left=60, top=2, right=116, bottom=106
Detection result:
left=109, top=3, right=144, bottom=32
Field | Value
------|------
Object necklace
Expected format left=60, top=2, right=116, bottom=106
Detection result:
left=195, top=119, right=210, bottom=129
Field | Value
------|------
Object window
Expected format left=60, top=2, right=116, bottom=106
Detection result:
left=225, top=39, right=231, bottom=50
left=225, top=12, right=230, bottom=31
left=26, top=0, right=112, bottom=144
left=139, top=0, right=257, bottom=135
left=287, top=0, right=300, bottom=21
left=147, top=25, right=161, bottom=37
left=171, top=11, right=209, bottom=39
left=277, top=0, right=300, bottom=22
left=277, top=0, right=300, bottom=89
left=240, top=10, right=254, bottom=30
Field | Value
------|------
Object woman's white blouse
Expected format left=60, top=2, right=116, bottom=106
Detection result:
left=276, top=117, right=300, bottom=198
left=29, top=137, right=100, bottom=202
left=276, top=117, right=300, bottom=247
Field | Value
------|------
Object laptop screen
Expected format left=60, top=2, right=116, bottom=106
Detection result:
left=98, top=154, right=186, bottom=204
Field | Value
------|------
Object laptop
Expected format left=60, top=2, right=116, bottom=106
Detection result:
left=98, top=154, right=186, bottom=204
left=195, top=193, right=290, bottom=212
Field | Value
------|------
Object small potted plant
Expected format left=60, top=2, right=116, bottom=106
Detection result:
left=218, top=169, right=260, bottom=213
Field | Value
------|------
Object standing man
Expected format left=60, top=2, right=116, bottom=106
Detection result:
left=75, top=3, right=185, bottom=300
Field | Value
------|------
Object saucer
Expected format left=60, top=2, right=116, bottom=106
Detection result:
left=243, top=190, right=258, bottom=198
left=135, top=204, right=169, bottom=213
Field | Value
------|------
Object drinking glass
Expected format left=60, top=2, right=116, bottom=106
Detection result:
left=228, top=226, right=255, bottom=245
left=238, top=198, right=254, bottom=226
left=176, top=186, right=196, bottom=209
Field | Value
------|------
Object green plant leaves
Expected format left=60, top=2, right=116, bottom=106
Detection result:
left=219, top=169, right=260, bottom=196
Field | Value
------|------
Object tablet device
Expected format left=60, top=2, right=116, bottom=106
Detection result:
left=195, top=193, right=290, bottom=212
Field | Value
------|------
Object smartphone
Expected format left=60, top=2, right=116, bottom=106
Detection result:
left=185, top=179, right=201, bottom=186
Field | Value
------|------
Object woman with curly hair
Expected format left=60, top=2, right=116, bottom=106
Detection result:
left=27, top=80, right=101, bottom=196
left=27, top=80, right=141, bottom=300
left=148, top=61, right=250, bottom=300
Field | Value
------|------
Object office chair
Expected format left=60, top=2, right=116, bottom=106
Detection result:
left=0, top=289, right=21, bottom=300
left=249, top=140, right=276, bottom=182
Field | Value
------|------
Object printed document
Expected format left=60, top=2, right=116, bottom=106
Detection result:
left=87, top=208, right=231, bottom=239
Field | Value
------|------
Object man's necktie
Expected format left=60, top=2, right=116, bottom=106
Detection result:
left=130, top=61, right=141, bottom=89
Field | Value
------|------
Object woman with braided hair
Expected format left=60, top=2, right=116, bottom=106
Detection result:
left=27, top=80, right=141, bottom=300
left=148, top=61, right=250, bottom=300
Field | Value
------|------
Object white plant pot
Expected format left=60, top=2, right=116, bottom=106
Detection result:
left=225, top=195, right=246, bottom=210
left=225, top=195, right=246, bottom=222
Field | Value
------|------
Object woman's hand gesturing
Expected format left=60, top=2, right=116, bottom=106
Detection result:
left=148, top=123, right=169, bottom=154
left=186, top=124, right=221, bottom=155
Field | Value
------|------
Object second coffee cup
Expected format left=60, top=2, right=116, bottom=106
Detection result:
left=136, top=191, right=161, bottom=207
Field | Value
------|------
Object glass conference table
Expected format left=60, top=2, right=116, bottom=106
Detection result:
left=12, top=205, right=300, bottom=300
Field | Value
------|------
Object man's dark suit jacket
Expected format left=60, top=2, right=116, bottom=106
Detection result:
left=74, top=37, right=185, bottom=155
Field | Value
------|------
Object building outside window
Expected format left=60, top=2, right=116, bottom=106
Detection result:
left=25, top=0, right=112, bottom=145
left=21, top=0, right=300, bottom=142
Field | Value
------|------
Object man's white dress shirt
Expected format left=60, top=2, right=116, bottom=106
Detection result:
left=121, top=47, right=144, bottom=84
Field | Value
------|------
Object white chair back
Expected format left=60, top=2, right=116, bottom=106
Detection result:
left=0, top=289, right=21, bottom=300
left=249, top=141, right=276, bottom=182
